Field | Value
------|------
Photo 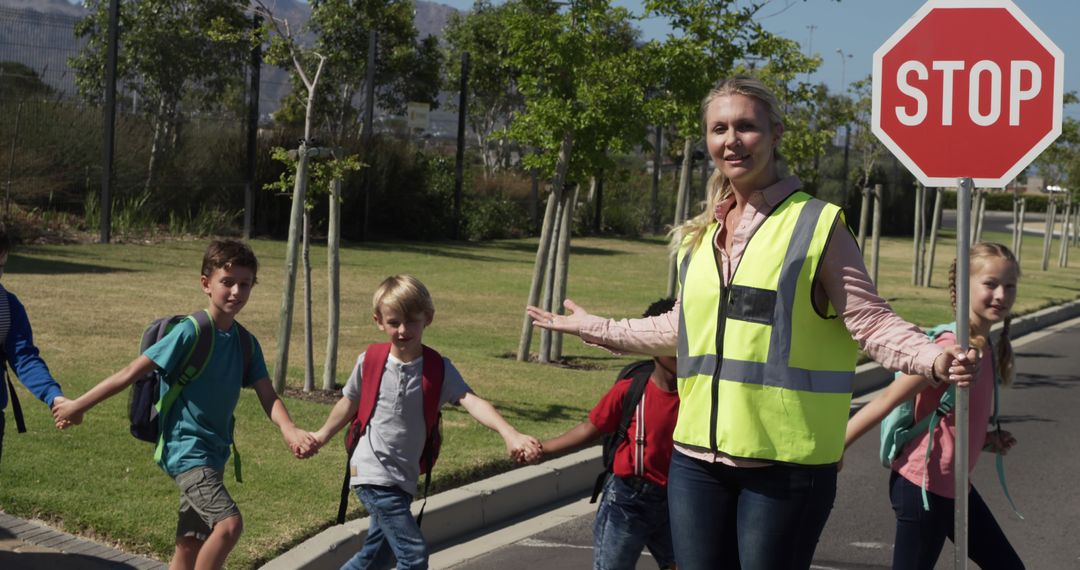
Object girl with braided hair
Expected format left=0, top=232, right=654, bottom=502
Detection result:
left=845, top=241, right=1024, bottom=570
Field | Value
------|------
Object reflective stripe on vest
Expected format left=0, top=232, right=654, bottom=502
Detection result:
left=673, top=191, right=857, bottom=465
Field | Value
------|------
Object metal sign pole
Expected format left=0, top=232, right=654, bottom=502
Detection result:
left=954, top=177, right=973, bottom=569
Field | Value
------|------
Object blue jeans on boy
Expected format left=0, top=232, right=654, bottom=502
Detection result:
left=667, top=451, right=837, bottom=570
left=341, top=484, right=429, bottom=570
left=593, top=475, right=675, bottom=570
left=889, top=471, right=1023, bottom=570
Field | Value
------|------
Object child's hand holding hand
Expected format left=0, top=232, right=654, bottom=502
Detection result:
left=507, top=432, right=542, bottom=464
left=983, top=429, right=1017, bottom=455
left=51, top=396, right=83, bottom=430
left=283, top=425, right=320, bottom=459
left=934, top=346, right=980, bottom=387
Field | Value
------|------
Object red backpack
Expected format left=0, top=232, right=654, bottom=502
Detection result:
left=337, top=343, right=445, bottom=524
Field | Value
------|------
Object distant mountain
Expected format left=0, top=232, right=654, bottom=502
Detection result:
left=0, top=0, right=460, bottom=112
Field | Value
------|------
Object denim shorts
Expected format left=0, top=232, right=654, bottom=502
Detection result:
left=174, top=466, right=240, bottom=541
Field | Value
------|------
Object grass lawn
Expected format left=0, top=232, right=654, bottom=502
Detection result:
left=0, top=228, right=1077, bottom=568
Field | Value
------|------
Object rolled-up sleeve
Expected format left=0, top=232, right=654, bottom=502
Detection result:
left=819, top=223, right=942, bottom=378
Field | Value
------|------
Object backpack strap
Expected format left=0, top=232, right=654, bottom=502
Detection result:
left=915, top=386, right=954, bottom=510
left=338, top=343, right=392, bottom=525
left=4, top=366, right=26, bottom=434
left=984, top=338, right=1023, bottom=519
left=152, top=310, right=215, bottom=468
left=590, top=362, right=651, bottom=504
left=415, top=345, right=445, bottom=527
left=337, top=343, right=445, bottom=525
left=229, top=323, right=253, bottom=484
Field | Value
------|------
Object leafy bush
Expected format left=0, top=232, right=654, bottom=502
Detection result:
left=940, top=190, right=1052, bottom=213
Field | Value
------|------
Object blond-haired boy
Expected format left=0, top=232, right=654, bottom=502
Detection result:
left=312, top=274, right=540, bottom=570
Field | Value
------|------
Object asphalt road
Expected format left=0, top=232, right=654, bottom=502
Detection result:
left=441, top=317, right=1080, bottom=570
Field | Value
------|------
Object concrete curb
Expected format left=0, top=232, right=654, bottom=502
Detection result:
left=262, top=298, right=1080, bottom=570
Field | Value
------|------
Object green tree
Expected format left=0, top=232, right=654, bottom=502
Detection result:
left=444, top=0, right=525, bottom=177
left=0, top=62, right=54, bottom=101
left=506, top=0, right=649, bottom=361
left=1034, top=92, right=1080, bottom=195
left=272, top=0, right=444, bottom=143
left=70, top=0, right=252, bottom=194
left=643, top=0, right=819, bottom=293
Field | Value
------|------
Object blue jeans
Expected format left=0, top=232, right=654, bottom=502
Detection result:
left=889, top=471, right=1024, bottom=570
left=341, top=485, right=428, bottom=570
left=593, top=475, right=676, bottom=570
left=667, top=451, right=837, bottom=570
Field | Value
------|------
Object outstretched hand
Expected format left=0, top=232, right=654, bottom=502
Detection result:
left=51, top=396, right=83, bottom=430
left=526, top=299, right=592, bottom=338
left=934, top=345, right=980, bottom=387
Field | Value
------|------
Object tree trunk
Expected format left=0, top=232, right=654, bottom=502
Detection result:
left=144, top=99, right=168, bottom=194
left=871, top=184, right=882, bottom=284
left=302, top=209, right=315, bottom=392
left=973, top=189, right=986, bottom=244
left=550, top=185, right=579, bottom=362
left=1058, top=199, right=1072, bottom=268
left=923, top=188, right=944, bottom=288
left=1016, top=199, right=1026, bottom=263
left=858, top=187, right=871, bottom=254
left=650, top=126, right=661, bottom=234
left=912, top=182, right=923, bottom=285
left=539, top=189, right=566, bottom=364
left=517, top=131, right=574, bottom=362
left=323, top=177, right=342, bottom=391
left=1041, top=200, right=1056, bottom=271
left=516, top=191, right=558, bottom=361
left=667, top=136, right=694, bottom=297
left=272, top=143, right=310, bottom=393
left=1011, top=194, right=1021, bottom=255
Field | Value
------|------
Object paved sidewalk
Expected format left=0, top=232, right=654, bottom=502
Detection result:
left=0, top=511, right=165, bottom=570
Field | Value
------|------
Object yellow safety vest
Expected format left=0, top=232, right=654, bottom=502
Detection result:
left=673, top=190, right=857, bottom=465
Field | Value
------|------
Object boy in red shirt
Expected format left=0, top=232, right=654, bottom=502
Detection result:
left=539, top=298, right=678, bottom=570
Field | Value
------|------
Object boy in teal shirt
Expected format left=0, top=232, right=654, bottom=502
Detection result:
left=53, top=239, right=316, bottom=570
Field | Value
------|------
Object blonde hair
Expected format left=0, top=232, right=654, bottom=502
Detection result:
left=947, top=242, right=1019, bottom=386
left=372, top=275, right=435, bottom=321
left=672, top=76, right=786, bottom=254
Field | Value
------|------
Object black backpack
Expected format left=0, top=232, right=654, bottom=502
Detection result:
left=590, top=359, right=654, bottom=503
left=128, top=310, right=251, bottom=480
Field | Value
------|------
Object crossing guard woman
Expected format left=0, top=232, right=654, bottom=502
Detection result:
left=528, top=76, right=978, bottom=570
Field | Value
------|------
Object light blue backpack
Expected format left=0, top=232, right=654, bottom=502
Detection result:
left=878, top=322, right=1021, bottom=517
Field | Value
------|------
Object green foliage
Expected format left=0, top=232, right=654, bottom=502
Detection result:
left=939, top=190, right=1051, bottom=214
left=1032, top=92, right=1079, bottom=200
left=462, top=194, right=530, bottom=241
left=70, top=0, right=254, bottom=192
left=267, top=0, right=444, bottom=140
left=502, top=0, right=649, bottom=185
left=443, top=0, right=524, bottom=177
left=0, top=61, right=54, bottom=101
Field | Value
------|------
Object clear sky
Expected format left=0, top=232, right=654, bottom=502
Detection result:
left=437, top=0, right=1078, bottom=114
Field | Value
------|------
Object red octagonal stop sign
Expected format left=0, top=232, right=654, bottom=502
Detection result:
left=872, top=0, right=1063, bottom=187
